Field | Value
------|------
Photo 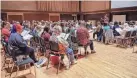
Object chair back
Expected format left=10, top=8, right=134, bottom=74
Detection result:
left=39, top=37, right=46, bottom=52
left=131, top=30, right=137, bottom=37
left=1, top=41, right=8, bottom=53
left=39, top=37, right=46, bottom=46
left=1, top=39, right=12, bottom=56
left=125, top=31, right=131, bottom=38
left=30, top=37, right=35, bottom=47
left=71, top=36, right=77, bottom=43
left=8, top=45, right=34, bottom=65
left=8, top=45, right=20, bottom=61
left=49, top=41, right=59, bottom=52
left=34, top=37, right=40, bottom=43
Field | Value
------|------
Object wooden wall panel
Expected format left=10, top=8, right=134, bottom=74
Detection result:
left=37, top=1, right=79, bottom=12
left=1, top=13, right=7, bottom=21
left=81, top=1, right=109, bottom=12
left=24, top=13, right=49, bottom=21
left=1, top=1, right=37, bottom=11
left=8, top=15, right=23, bottom=22
left=50, top=16, right=59, bottom=21
left=84, top=13, right=105, bottom=21
left=60, top=14, right=73, bottom=20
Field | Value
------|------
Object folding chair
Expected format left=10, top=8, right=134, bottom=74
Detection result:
left=123, top=31, right=132, bottom=47
left=1, top=39, right=12, bottom=70
left=130, top=30, right=137, bottom=45
left=116, top=31, right=132, bottom=48
left=34, top=36, right=41, bottom=47
left=30, top=37, right=35, bottom=48
left=39, top=37, right=47, bottom=56
left=9, top=45, right=36, bottom=78
left=71, top=36, right=79, bottom=59
left=131, top=30, right=137, bottom=52
left=46, top=41, right=62, bottom=74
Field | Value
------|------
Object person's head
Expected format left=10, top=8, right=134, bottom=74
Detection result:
left=124, top=23, right=129, bottom=28
left=3, top=22, right=11, bottom=30
left=15, top=24, right=23, bottom=34
left=11, top=24, right=17, bottom=33
left=97, top=21, right=101, bottom=26
left=44, top=27, right=49, bottom=33
left=114, top=21, right=118, bottom=26
left=104, top=23, right=108, bottom=26
left=105, top=14, right=108, bottom=17
left=80, top=21, right=86, bottom=27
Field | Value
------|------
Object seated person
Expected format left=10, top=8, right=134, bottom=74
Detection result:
left=41, top=27, right=50, bottom=41
left=8, top=24, right=37, bottom=63
left=77, top=23, right=96, bottom=54
left=113, top=22, right=120, bottom=36
left=49, top=27, right=76, bottom=70
left=2, top=22, right=11, bottom=43
left=41, top=27, right=51, bottom=49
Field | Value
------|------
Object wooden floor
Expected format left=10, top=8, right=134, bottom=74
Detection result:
left=1, top=34, right=137, bottom=78
left=36, top=42, right=137, bottom=78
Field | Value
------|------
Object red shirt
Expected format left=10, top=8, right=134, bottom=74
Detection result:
left=77, top=27, right=89, bottom=46
left=2, top=28, right=10, bottom=42
left=41, top=32, right=50, bottom=41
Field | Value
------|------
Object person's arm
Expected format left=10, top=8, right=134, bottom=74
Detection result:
left=2, top=29, right=10, bottom=37
left=15, top=35, right=27, bottom=48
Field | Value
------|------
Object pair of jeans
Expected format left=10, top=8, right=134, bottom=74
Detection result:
left=89, top=40, right=94, bottom=50
left=93, top=31, right=98, bottom=39
left=83, top=40, right=94, bottom=51
left=97, top=34, right=102, bottom=41
left=25, top=47, right=37, bottom=62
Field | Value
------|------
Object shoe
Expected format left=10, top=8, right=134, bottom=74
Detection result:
left=71, top=60, right=77, bottom=65
left=35, top=63, right=41, bottom=68
left=36, top=59, right=43, bottom=65
left=91, top=50, right=96, bottom=53
left=65, top=66, right=70, bottom=70
left=87, top=51, right=89, bottom=54
left=35, top=58, right=47, bottom=68
left=38, top=58, right=47, bottom=66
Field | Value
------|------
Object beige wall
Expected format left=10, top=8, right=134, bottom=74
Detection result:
left=81, top=1, right=110, bottom=12
left=1, top=1, right=37, bottom=11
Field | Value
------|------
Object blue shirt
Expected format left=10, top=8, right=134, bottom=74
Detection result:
left=66, top=48, right=73, bottom=55
left=103, top=26, right=110, bottom=31
left=8, top=33, right=27, bottom=51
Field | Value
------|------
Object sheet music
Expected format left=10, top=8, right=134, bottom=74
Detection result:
left=58, top=33, right=70, bottom=40
left=21, top=30, right=30, bottom=37
left=23, top=34, right=33, bottom=40
left=21, top=30, right=32, bottom=40
left=115, top=28, right=123, bottom=35
left=88, top=30, right=93, bottom=33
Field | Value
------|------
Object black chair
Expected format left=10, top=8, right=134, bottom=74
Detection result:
left=116, top=31, right=132, bottom=48
left=8, top=45, right=36, bottom=78
left=39, top=37, right=47, bottom=56
left=71, top=36, right=77, bottom=43
left=71, top=36, right=79, bottom=59
left=46, top=41, right=62, bottom=74
left=1, top=40, right=13, bottom=71
left=34, top=36, right=41, bottom=47
left=131, top=30, right=137, bottom=37
left=123, top=31, right=132, bottom=47
left=131, top=30, right=137, bottom=52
